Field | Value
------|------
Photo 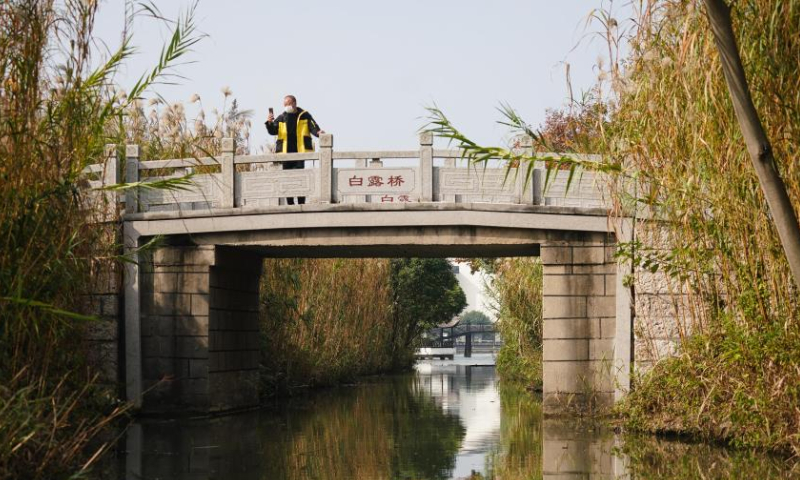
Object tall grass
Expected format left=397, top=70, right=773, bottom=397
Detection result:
left=259, top=258, right=466, bottom=394
left=484, top=258, right=544, bottom=389
left=120, top=89, right=253, bottom=160
left=593, top=0, right=800, bottom=455
left=0, top=1, right=202, bottom=477
left=259, top=259, right=402, bottom=393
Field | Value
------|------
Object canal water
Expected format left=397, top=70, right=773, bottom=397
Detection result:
left=96, top=354, right=793, bottom=479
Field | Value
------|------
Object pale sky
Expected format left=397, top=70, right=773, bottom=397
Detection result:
left=94, top=0, right=628, bottom=151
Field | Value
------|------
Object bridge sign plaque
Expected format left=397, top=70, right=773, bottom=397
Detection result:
left=336, top=168, right=416, bottom=196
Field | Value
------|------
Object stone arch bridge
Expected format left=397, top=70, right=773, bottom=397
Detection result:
left=85, top=133, right=633, bottom=414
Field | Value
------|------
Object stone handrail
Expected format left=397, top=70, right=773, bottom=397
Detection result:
left=86, top=134, right=608, bottom=215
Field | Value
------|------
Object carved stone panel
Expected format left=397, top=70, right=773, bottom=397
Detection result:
left=435, top=167, right=521, bottom=203
left=140, top=173, right=221, bottom=212
left=235, top=169, right=317, bottom=207
left=542, top=171, right=606, bottom=209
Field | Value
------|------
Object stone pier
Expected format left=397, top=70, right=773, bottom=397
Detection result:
left=139, top=245, right=262, bottom=413
left=541, top=234, right=618, bottom=413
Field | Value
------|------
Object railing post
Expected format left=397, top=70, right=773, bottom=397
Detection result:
left=318, top=134, right=333, bottom=203
left=125, top=144, right=139, bottom=215
left=221, top=138, right=235, bottom=209
left=419, top=132, right=433, bottom=202
left=533, top=168, right=544, bottom=205
left=103, top=144, right=119, bottom=221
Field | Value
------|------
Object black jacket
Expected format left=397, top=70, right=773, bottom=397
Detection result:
left=265, top=107, right=321, bottom=153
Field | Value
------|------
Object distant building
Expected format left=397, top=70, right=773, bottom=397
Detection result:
left=450, top=260, right=495, bottom=322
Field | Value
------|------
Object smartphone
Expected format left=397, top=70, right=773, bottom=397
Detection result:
left=268, top=107, right=274, bottom=115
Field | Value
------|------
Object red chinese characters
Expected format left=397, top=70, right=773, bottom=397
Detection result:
left=349, top=175, right=364, bottom=186
left=387, top=175, right=404, bottom=187
left=344, top=172, right=411, bottom=193
left=380, top=195, right=413, bottom=203
left=368, top=176, right=384, bottom=187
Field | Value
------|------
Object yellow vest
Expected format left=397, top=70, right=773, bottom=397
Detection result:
left=277, top=110, right=314, bottom=153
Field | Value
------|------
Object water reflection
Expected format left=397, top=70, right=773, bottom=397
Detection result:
left=99, top=355, right=793, bottom=479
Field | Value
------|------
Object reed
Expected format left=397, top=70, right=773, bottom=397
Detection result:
left=259, top=259, right=400, bottom=393
left=259, top=257, right=466, bottom=395
left=593, top=0, right=800, bottom=455
left=485, top=258, right=544, bottom=389
left=0, top=1, right=202, bottom=477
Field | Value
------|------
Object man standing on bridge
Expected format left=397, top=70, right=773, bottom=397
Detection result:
left=265, top=95, right=325, bottom=205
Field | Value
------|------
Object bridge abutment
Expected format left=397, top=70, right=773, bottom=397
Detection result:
left=541, top=236, right=619, bottom=414
left=138, top=245, right=261, bottom=413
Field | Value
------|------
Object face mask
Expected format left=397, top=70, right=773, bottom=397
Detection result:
left=284, top=105, right=296, bottom=114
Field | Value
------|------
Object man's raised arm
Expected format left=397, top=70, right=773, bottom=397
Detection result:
left=265, top=112, right=280, bottom=135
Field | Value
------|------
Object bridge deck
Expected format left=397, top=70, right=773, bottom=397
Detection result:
left=123, top=202, right=613, bottom=258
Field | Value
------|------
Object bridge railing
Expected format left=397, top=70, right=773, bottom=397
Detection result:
left=83, top=134, right=608, bottom=214
left=419, top=339, right=455, bottom=349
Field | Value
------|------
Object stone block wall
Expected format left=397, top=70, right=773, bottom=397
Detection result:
left=83, top=257, right=122, bottom=387
left=139, top=245, right=262, bottom=413
left=625, top=226, right=693, bottom=373
left=632, top=269, right=691, bottom=371
left=541, top=233, right=618, bottom=413
left=208, top=247, right=262, bottom=412
left=140, top=246, right=216, bottom=412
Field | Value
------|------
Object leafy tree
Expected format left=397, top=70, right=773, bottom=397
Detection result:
left=460, top=310, right=491, bottom=326
left=389, top=258, right=467, bottom=366
left=459, top=310, right=495, bottom=341
left=534, top=101, right=607, bottom=154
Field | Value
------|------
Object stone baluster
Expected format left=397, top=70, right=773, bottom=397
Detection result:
left=102, top=144, right=119, bottom=221
left=125, top=144, right=140, bottom=214
left=318, top=134, right=333, bottom=203
left=220, top=138, right=235, bottom=209
left=532, top=168, right=544, bottom=205
left=420, top=132, right=433, bottom=202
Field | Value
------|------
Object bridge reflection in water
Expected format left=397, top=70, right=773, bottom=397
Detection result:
left=92, top=357, right=789, bottom=480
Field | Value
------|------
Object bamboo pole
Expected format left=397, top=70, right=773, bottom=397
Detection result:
left=704, top=0, right=800, bottom=288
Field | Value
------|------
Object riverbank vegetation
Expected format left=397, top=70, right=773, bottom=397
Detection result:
left=0, top=1, right=204, bottom=477
left=464, top=258, right=543, bottom=389
left=489, top=259, right=544, bottom=389
left=258, top=258, right=466, bottom=396
left=428, top=0, right=800, bottom=458
left=597, top=0, right=800, bottom=456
